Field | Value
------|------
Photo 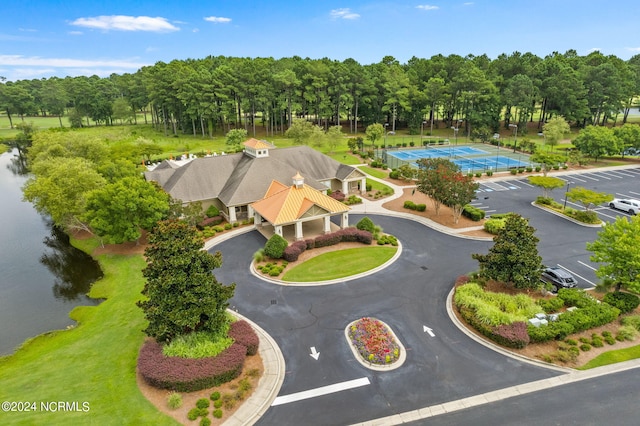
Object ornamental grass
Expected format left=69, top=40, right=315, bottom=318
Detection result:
left=349, top=317, right=400, bottom=365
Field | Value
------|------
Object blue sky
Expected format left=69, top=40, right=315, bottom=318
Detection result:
left=2, top=0, right=639, bottom=82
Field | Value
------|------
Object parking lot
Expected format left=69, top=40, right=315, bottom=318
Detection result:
left=469, top=166, right=640, bottom=290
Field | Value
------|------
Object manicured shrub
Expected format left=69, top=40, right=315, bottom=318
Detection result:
left=527, top=321, right=574, bottom=343
left=557, top=288, right=595, bottom=309
left=206, top=205, right=220, bottom=218
left=328, top=190, right=346, bottom=202
left=462, top=204, right=485, bottom=221
left=591, top=334, right=604, bottom=347
left=283, top=244, right=303, bottom=262
left=197, top=216, right=223, bottom=230
left=510, top=169, right=517, bottom=175
left=415, top=203, right=426, bottom=212
left=389, top=170, right=400, bottom=179
left=213, top=409, right=223, bottom=419
left=603, top=292, right=640, bottom=314
left=137, top=341, right=246, bottom=392
left=201, top=418, right=212, bottom=426
left=537, top=297, right=565, bottom=314
left=484, top=217, right=506, bottom=234
left=475, top=172, right=482, bottom=178
left=264, top=234, right=288, bottom=259
left=210, top=391, right=221, bottom=401
left=491, top=322, right=530, bottom=349
left=344, top=195, right=362, bottom=205
left=356, top=216, right=376, bottom=233
left=404, top=200, right=416, bottom=210
left=535, top=166, right=541, bottom=172
left=485, top=170, right=493, bottom=176
left=564, top=338, right=578, bottom=346
left=213, top=399, right=223, bottom=408
left=366, top=183, right=372, bottom=191
left=167, top=392, right=183, bottom=410
left=196, top=398, right=210, bottom=409
left=579, top=343, right=591, bottom=351
left=228, top=320, right=259, bottom=356
left=213, top=226, right=224, bottom=233
left=187, top=408, right=200, bottom=421
left=305, top=239, right=315, bottom=250
left=224, top=223, right=233, bottom=230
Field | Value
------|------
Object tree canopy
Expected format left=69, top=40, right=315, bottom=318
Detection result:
left=472, top=214, right=542, bottom=289
left=587, top=216, right=640, bottom=293
left=138, top=220, right=236, bottom=342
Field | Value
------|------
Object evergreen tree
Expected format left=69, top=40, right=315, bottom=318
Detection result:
left=138, top=220, right=236, bottom=342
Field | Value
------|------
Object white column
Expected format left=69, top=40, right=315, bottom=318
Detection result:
left=341, top=212, right=349, bottom=229
left=254, top=212, right=262, bottom=226
left=229, top=206, right=237, bottom=222
left=323, top=216, right=331, bottom=234
left=275, top=225, right=283, bottom=237
left=342, top=180, right=349, bottom=194
left=295, top=221, right=303, bottom=241
left=360, top=177, right=366, bottom=194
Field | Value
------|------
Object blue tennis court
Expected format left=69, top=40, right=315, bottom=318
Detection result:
left=453, top=156, right=529, bottom=171
left=389, top=146, right=488, bottom=161
left=384, top=145, right=530, bottom=171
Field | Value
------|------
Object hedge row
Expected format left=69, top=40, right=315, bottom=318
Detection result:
left=138, top=320, right=259, bottom=392
left=458, top=306, right=530, bottom=349
left=138, top=341, right=246, bottom=392
left=282, top=228, right=373, bottom=262
left=603, top=292, right=640, bottom=314
left=228, top=320, right=259, bottom=356
left=462, top=204, right=486, bottom=221
left=197, top=216, right=223, bottom=230
left=403, top=200, right=427, bottom=212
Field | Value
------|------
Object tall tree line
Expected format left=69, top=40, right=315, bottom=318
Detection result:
left=1, top=50, right=639, bottom=137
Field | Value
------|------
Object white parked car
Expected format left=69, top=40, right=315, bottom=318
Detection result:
left=609, top=198, right=640, bottom=215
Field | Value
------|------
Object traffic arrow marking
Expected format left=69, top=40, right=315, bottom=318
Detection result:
left=423, top=325, right=435, bottom=337
left=310, top=346, right=320, bottom=360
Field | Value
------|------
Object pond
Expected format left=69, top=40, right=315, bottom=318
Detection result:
left=0, top=150, right=103, bottom=356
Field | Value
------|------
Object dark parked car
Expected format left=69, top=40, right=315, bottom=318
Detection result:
left=540, top=267, right=578, bottom=292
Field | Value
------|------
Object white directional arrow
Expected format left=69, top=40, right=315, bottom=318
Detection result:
left=309, top=346, right=320, bottom=360
left=423, top=325, right=435, bottom=337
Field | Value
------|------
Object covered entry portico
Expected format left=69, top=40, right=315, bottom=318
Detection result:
left=251, top=173, right=350, bottom=242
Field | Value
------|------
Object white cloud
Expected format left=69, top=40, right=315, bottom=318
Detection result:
left=626, top=47, right=640, bottom=52
left=204, top=16, right=232, bottom=23
left=71, top=15, right=179, bottom=32
left=587, top=47, right=602, bottom=54
left=330, top=8, right=360, bottom=20
left=0, top=55, right=148, bottom=69
left=416, top=5, right=439, bottom=11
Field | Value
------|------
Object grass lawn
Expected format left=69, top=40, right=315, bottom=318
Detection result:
left=281, top=246, right=397, bottom=282
left=578, top=344, right=640, bottom=370
left=0, top=237, right=177, bottom=425
left=367, top=178, right=394, bottom=195
left=360, top=165, right=388, bottom=179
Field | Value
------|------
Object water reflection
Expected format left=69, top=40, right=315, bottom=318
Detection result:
left=5, top=150, right=28, bottom=175
left=40, top=224, right=104, bottom=301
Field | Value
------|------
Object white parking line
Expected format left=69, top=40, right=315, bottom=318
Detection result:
left=599, top=171, right=623, bottom=179
left=578, top=261, right=597, bottom=271
left=596, top=209, right=622, bottom=220
left=517, top=179, right=534, bottom=187
left=577, top=174, right=600, bottom=181
left=566, top=175, right=588, bottom=183
left=591, top=172, right=612, bottom=180
left=271, top=377, right=371, bottom=406
left=630, top=191, right=640, bottom=197
left=609, top=170, right=636, bottom=177
left=557, top=264, right=596, bottom=287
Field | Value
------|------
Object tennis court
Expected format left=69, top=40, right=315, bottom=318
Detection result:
left=384, top=145, right=531, bottom=172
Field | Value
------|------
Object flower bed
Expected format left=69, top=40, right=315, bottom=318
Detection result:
left=348, top=317, right=400, bottom=365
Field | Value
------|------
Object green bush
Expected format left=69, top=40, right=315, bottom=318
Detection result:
left=603, top=292, right=640, bottom=314
left=535, top=166, right=541, bottom=172
left=205, top=205, right=220, bottom=217
left=510, top=169, right=517, bottom=175
left=253, top=249, right=264, bottom=263
left=567, top=210, right=600, bottom=224
left=462, top=204, right=485, bottom=221
left=167, top=392, right=183, bottom=410
left=264, top=234, right=288, bottom=259
left=475, top=172, right=482, bottom=178
left=483, top=217, right=506, bottom=234
left=591, top=334, right=604, bottom=347
left=213, top=409, right=223, bottom=419
left=187, top=407, right=207, bottom=421
left=224, top=223, right=233, bottom=230
left=564, top=338, right=578, bottom=346
left=415, top=203, right=426, bottom=212
left=201, top=418, right=212, bottom=426
left=620, top=315, right=640, bottom=331
left=196, top=398, right=210, bottom=409
left=536, top=297, right=565, bottom=314
left=485, top=170, right=493, bottom=176
left=557, top=288, right=595, bottom=308
left=403, top=200, right=416, bottom=210
left=389, top=170, right=400, bottom=179
left=580, top=343, right=591, bottom=351
left=356, top=216, right=376, bottom=233
left=210, top=391, right=221, bottom=401
left=527, top=321, right=574, bottom=343
left=213, top=399, right=223, bottom=409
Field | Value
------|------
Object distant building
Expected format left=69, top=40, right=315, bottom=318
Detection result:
left=145, top=139, right=366, bottom=225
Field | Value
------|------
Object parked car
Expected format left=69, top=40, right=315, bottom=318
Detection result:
left=540, top=267, right=578, bottom=292
left=622, top=148, right=639, bottom=156
left=609, top=198, right=640, bottom=215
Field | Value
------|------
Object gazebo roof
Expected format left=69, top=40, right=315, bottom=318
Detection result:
left=251, top=179, right=349, bottom=226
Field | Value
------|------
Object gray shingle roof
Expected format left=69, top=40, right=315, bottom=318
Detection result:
left=144, top=145, right=357, bottom=206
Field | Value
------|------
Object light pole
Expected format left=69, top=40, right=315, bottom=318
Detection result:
left=509, top=123, right=518, bottom=153
left=563, top=181, right=573, bottom=210
left=451, top=126, right=459, bottom=145
left=384, top=123, right=389, bottom=148
left=420, top=120, right=427, bottom=144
